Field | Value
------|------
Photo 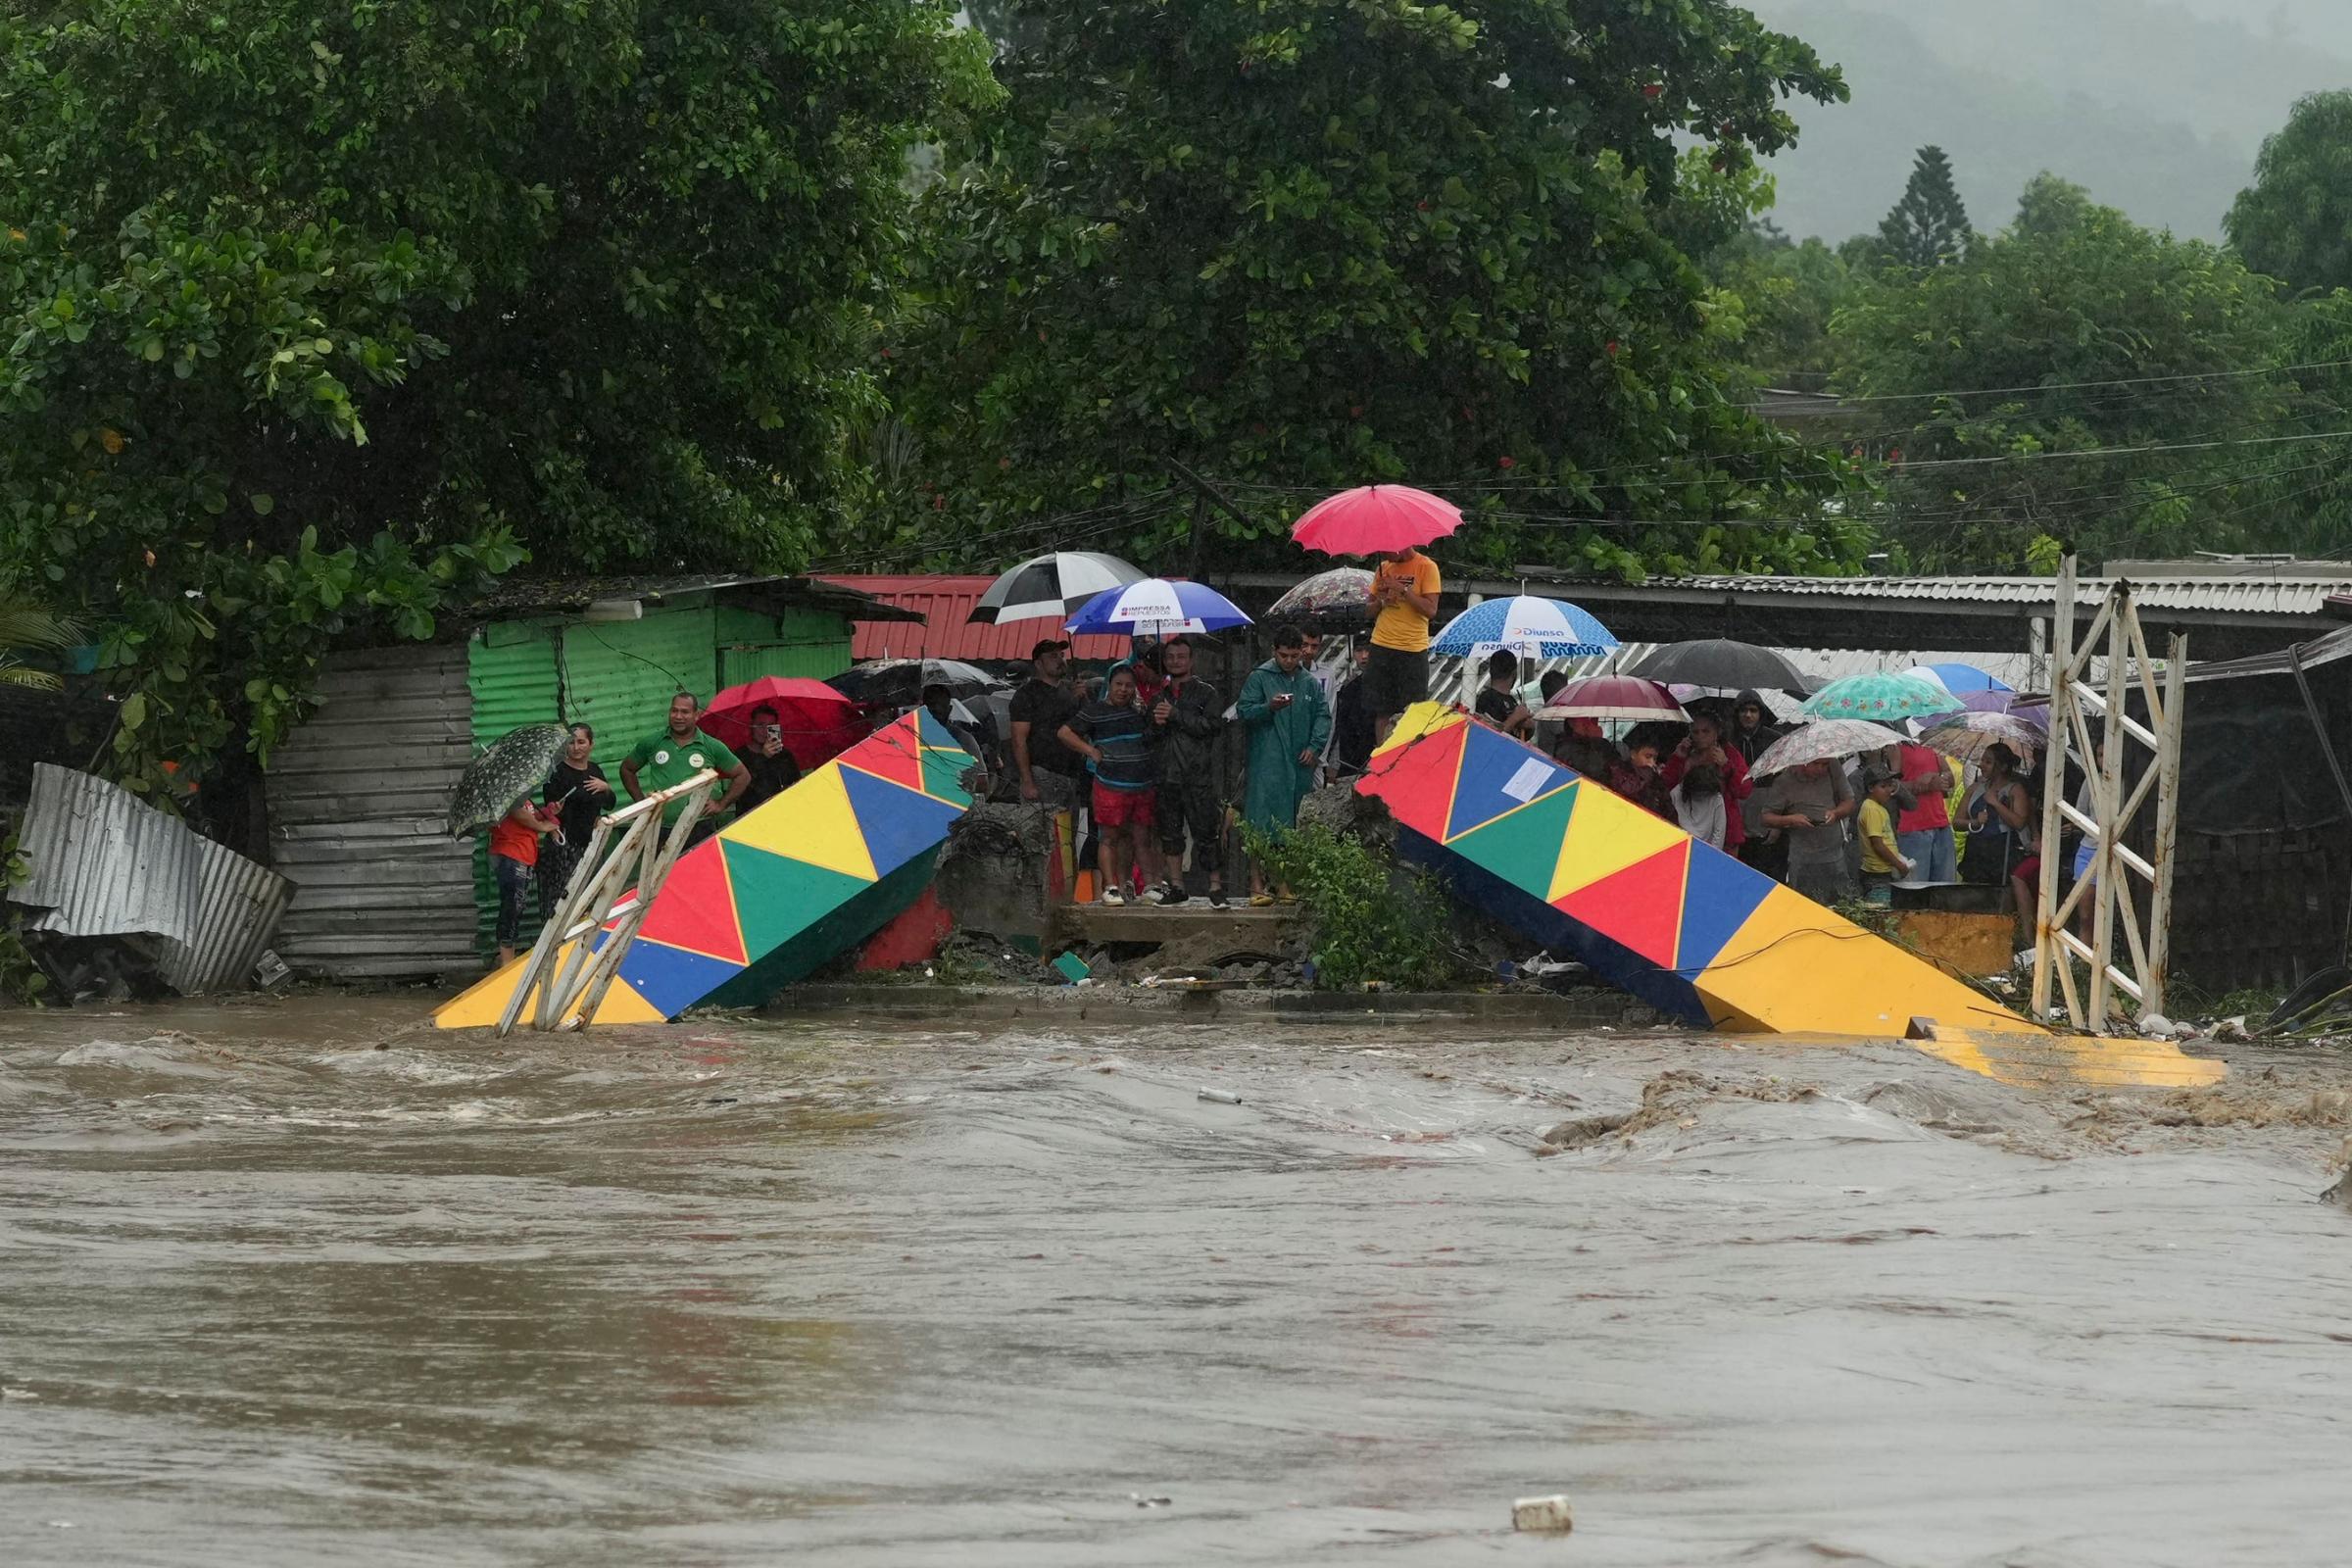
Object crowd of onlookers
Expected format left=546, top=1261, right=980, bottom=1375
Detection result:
left=478, top=540, right=2068, bottom=958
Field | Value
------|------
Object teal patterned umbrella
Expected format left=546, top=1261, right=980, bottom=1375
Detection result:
left=1800, top=672, right=1965, bottom=724
left=447, top=723, right=568, bottom=838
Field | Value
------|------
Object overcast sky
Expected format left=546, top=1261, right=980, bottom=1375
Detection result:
left=1740, top=0, right=2350, bottom=242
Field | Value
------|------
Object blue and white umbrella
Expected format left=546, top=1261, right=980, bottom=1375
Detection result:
left=1066, top=578, right=1253, bottom=637
left=1432, top=595, right=1618, bottom=660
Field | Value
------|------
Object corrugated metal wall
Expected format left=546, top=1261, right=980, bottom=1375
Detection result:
left=18, top=762, right=295, bottom=993
left=714, top=605, right=854, bottom=683
left=268, top=645, right=475, bottom=979
left=561, top=610, right=717, bottom=751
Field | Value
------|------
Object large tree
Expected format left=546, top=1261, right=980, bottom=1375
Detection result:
left=1835, top=173, right=2335, bottom=569
left=1873, top=146, right=1972, bottom=270
left=891, top=0, right=1874, bottom=582
left=2227, top=90, right=2352, bottom=297
left=0, top=1, right=990, bottom=795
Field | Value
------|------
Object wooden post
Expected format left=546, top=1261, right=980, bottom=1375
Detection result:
left=2146, top=631, right=2187, bottom=1018
left=2031, top=557, right=2076, bottom=1021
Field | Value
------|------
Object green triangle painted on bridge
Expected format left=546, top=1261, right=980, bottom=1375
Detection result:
left=1446, top=780, right=1582, bottom=903
left=720, top=839, right=874, bottom=959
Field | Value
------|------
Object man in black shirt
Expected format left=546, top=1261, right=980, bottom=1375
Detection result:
left=737, top=704, right=804, bottom=815
left=1147, top=635, right=1228, bottom=906
left=1009, top=638, right=1082, bottom=808
left=1472, top=650, right=1533, bottom=740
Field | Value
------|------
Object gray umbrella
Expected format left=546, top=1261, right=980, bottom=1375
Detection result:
left=1626, top=639, right=1813, bottom=695
left=448, top=723, right=568, bottom=839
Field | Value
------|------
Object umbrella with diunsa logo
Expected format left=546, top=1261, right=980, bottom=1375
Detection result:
left=448, top=723, right=569, bottom=838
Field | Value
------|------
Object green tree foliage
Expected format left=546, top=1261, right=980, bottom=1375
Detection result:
left=897, top=0, right=1875, bottom=582
left=1835, top=174, right=2343, bottom=568
left=2227, top=90, right=2352, bottom=296
left=0, top=2, right=991, bottom=794
left=1706, top=221, right=1857, bottom=387
left=1873, top=146, right=1972, bottom=270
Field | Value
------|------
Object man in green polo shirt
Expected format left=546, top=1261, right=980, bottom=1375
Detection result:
left=620, top=692, right=751, bottom=846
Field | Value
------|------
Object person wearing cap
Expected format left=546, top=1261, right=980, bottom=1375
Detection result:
left=1009, top=638, right=1083, bottom=809
left=1857, top=764, right=1915, bottom=903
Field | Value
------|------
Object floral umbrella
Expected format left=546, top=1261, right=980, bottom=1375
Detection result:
left=1748, top=718, right=1910, bottom=778
left=447, top=723, right=569, bottom=839
left=1800, top=671, right=1965, bottom=724
left=1921, top=710, right=2043, bottom=766
left=1267, top=565, right=1376, bottom=624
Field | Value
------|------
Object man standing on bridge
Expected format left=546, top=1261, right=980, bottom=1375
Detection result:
left=621, top=691, right=750, bottom=849
left=1147, top=635, right=1228, bottom=907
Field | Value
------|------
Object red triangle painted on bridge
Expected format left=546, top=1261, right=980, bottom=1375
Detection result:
left=1553, top=841, right=1690, bottom=970
left=632, top=839, right=750, bottom=966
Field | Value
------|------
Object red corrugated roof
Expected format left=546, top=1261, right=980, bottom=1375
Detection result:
left=815, top=575, right=1133, bottom=662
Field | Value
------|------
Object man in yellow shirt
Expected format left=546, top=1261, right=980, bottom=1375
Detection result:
left=1857, top=764, right=1915, bottom=904
left=1365, top=546, right=1441, bottom=744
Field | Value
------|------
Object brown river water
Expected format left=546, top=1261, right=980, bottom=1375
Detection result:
left=3, top=994, right=2350, bottom=1566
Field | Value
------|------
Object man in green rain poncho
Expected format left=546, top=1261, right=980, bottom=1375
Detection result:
left=1238, top=623, right=1332, bottom=906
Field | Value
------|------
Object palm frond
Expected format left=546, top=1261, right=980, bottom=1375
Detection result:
left=0, top=657, right=63, bottom=692
left=0, top=601, right=82, bottom=654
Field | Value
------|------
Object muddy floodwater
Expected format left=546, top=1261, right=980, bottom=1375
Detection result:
left=3, top=995, right=2351, bottom=1566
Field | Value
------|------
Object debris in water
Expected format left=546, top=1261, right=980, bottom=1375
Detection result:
left=1129, top=1494, right=1173, bottom=1508
left=1511, top=1494, right=1574, bottom=1533
left=1198, top=1088, right=1243, bottom=1104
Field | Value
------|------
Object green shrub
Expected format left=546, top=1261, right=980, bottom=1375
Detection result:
left=0, top=826, right=45, bottom=1004
left=1244, top=823, right=1457, bottom=992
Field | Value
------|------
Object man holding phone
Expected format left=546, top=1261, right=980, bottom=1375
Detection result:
left=1237, top=624, right=1331, bottom=905
left=1760, top=757, right=1857, bottom=906
left=737, top=703, right=803, bottom=815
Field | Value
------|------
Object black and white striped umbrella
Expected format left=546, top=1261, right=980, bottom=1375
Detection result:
left=968, top=551, right=1146, bottom=625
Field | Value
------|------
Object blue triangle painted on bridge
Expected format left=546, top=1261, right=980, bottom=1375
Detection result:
left=1672, top=842, right=1781, bottom=977
left=1444, top=721, right=1574, bottom=842
left=614, top=936, right=747, bottom=1019
left=840, top=760, right=965, bottom=877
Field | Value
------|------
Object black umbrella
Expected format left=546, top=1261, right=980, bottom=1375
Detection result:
left=827, top=658, right=1004, bottom=710
left=1625, top=639, right=1812, bottom=695
left=447, top=723, right=568, bottom=839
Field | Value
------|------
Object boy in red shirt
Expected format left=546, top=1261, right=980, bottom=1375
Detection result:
left=489, top=798, right=560, bottom=966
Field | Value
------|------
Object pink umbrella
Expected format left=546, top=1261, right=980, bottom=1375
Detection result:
left=1533, top=675, right=1687, bottom=724
left=1290, top=484, right=1462, bottom=557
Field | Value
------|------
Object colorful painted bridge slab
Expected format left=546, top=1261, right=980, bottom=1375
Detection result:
left=435, top=710, right=972, bottom=1030
left=1356, top=705, right=2222, bottom=1088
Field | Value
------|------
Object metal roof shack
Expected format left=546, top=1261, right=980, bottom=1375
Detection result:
left=455, top=572, right=922, bottom=630
left=1480, top=562, right=2352, bottom=660
left=815, top=575, right=1130, bottom=663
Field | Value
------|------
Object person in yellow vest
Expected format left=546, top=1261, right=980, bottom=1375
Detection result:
left=1364, top=546, right=1441, bottom=745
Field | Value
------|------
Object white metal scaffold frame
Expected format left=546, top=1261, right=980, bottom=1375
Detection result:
left=2031, top=558, right=2186, bottom=1031
left=494, top=768, right=717, bottom=1037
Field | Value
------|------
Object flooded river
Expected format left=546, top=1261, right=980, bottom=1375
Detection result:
left=3, top=995, right=2350, bottom=1565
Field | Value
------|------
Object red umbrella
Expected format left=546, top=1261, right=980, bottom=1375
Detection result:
left=1290, top=484, right=1462, bottom=557
left=1532, top=675, right=1687, bottom=724
left=701, top=676, right=867, bottom=768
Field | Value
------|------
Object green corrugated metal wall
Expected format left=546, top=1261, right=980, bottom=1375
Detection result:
left=459, top=602, right=856, bottom=959
left=561, top=610, right=717, bottom=759
left=713, top=606, right=854, bottom=685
